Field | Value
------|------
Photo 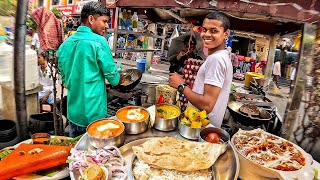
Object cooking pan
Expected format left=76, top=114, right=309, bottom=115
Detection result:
left=106, top=69, right=142, bottom=92
left=227, top=101, right=272, bottom=126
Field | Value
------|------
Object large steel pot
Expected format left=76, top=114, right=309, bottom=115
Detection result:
left=86, top=119, right=125, bottom=148
left=116, top=106, right=150, bottom=134
left=153, top=104, right=180, bottom=131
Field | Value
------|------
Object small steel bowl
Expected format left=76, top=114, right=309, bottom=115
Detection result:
left=116, top=106, right=150, bottom=134
left=199, top=127, right=230, bottom=153
left=87, top=119, right=125, bottom=148
left=154, top=104, right=180, bottom=131
left=179, top=122, right=203, bottom=140
left=31, top=133, right=51, bottom=144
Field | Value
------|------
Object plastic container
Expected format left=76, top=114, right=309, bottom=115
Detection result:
left=136, top=59, right=146, bottom=73
left=0, top=43, right=39, bottom=90
left=0, top=42, right=13, bottom=82
left=244, top=72, right=265, bottom=87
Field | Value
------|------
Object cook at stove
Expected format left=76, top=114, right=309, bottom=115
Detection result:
left=58, top=1, right=124, bottom=137
left=169, top=11, right=233, bottom=127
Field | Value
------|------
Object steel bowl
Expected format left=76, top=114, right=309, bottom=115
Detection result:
left=199, top=127, right=230, bottom=153
left=116, top=106, right=150, bottom=134
left=179, top=122, right=203, bottom=140
left=153, top=104, right=180, bottom=131
left=86, top=119, right=125, bottom=148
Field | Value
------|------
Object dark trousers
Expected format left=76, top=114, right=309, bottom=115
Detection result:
left=69, top=121, right=86, bottom=138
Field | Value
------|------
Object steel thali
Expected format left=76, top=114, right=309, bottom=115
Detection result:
left=70, top=129, right=240, bottom=180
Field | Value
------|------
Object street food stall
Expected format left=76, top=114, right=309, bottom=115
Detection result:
left=3, top=0, right=320, bottom=179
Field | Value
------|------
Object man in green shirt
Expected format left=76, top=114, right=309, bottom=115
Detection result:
left=58, top=2, right=122, bottom=137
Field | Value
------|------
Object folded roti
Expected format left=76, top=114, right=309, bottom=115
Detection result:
left=132, top=137, right=225, bottom=172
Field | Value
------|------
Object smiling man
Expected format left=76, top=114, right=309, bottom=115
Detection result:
left=58, top=2, right=123, bottom=137
left=169, top=12, right=233, bottom=127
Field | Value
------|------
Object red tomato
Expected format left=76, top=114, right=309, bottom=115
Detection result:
left=205, top=133, right=220, bottom=143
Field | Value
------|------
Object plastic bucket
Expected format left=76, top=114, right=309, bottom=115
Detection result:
left=136, top=59, right=146, bottom=73
left=29, top=113, right=60, bottom=134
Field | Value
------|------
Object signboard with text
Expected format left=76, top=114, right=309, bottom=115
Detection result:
left=53, top=5, right=75, bottom=16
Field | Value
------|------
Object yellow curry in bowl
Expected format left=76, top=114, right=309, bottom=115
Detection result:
left=156, top=104, right=180, bottom=119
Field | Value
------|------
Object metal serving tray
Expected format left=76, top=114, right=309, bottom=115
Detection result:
left=70, top=129, right=240, bottom=180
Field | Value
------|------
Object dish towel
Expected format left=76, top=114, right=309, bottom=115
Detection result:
left=31, top=7, right=63, bottom=51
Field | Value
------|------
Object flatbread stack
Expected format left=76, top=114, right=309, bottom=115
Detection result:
left=132, top=137, right=226, bottom=172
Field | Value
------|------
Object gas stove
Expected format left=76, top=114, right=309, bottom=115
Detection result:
left=107, top=89, right=143, bottom=117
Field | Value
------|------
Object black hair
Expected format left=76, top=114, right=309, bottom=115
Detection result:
left=81, top=1, right=110, bottom=23
left=205, top=11, right=230, bottom=31
left=184, top=35, right=197, bottom=46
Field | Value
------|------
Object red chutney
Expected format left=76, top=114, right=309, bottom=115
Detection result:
left=87, top=119, right=124, bottom=139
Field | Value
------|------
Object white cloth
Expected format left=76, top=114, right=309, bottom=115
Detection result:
left=31, top=33, right=40, bottom=49
left=108, top=35, right=114, bottom=51
left=188, top=50, right=233, bottom=127
left=290, top=67, right=296, bottom=81
left=273, top=61, right=281, bottom=76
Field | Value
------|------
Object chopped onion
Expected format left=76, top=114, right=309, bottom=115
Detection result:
left=68, top=146, right=127, bottom=180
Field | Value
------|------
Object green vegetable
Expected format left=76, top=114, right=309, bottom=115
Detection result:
left=36, top=164, right=67, bottom=177
left=105, top=165, right=109, bottom=169
left=70, top=134, right=84, bottom=144
left=0, top=149, right=13, bottom=159
left=66, top=159, right=71, bottom=163
left=314, top=168, right=319, bottom=180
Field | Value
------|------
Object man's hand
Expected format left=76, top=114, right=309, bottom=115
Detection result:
left=169, top=73, right=184, bottom=89
left=41, top=95, right=48, bottom=104
left=177, top=50, right=186, bottom=60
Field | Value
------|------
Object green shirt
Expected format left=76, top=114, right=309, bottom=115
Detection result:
left=58, top=26, right=120, bottom=127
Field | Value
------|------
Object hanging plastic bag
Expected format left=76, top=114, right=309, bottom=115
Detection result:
left=168, top=26, right=180, bottom=47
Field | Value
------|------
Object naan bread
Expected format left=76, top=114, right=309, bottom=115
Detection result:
left=132, top=137, right=225, bottom=172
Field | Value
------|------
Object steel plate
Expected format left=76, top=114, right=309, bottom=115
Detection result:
left=119, top=138, right=240, bottom=180
left=70, top=129, right=240, bottom=180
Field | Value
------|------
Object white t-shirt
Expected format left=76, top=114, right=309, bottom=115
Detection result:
left=250, top=51, right=257, bottom=60
left=31, top=33, right=40, bottom=49
left=188, top=50, right=233, bottom=127
left=273, top=61, right=281, bottom=76
left=108, top=35, right=114, bottom=51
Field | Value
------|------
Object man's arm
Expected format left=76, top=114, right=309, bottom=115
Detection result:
left=183, top=84, right=221, bottom=113
left=97, top=40, right=120, bottom=86
left=169, top=73, right=221, bottom=113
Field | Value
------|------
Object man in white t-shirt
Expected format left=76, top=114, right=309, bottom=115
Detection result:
left=273, top=60, right=281, bottom=87
left=169, top=12, right=233, bottom=127
left=249, top=49, right=257, bottom=61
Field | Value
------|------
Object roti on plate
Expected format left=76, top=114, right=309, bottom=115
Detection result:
left=132, top=137, right=225, bottom=172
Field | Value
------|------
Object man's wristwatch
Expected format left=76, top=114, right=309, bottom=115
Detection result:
left=177, top=84, right=187, bottom=94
